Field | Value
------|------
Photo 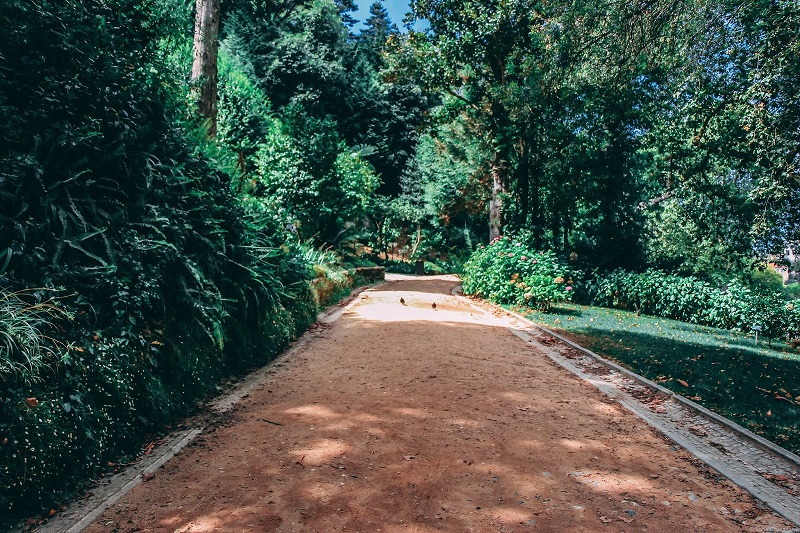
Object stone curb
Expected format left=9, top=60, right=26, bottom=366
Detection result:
left=32, top=283, right=381, bottom=533
left=453, top=286, right=800, bottom=526
left=505, top=304, right=800, bottom=470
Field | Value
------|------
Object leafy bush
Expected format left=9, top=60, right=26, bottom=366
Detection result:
left=585, top=269, right=800, bottom=341
left=462, top=236, right=575, bottom=311
left=0, top=0, right=353, bottom=524
left=0, top=289, right=72, bottom=383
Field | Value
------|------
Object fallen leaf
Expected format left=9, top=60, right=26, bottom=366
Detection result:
left=142, top=473, right=155, bottom=482
left=688, top=426, right=707, bottom=437
left=677, top=380, right=689, bottom=387
left=48, top=509, right=56, bottom=517
left=25, top=397, right=38, bottom=408
left=404, top=454, right=416, bottom=461
left=767, top=410, right=773, bottom=417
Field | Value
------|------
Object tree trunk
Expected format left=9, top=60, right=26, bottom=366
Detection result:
left=488, top=153, right=507, bottom=242
left=192, top=0, right=220, bottom=136
left=516, top=138, right=529, bottom=228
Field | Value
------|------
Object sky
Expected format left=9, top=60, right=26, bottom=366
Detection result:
left=352, top=0, right=429, bottom=32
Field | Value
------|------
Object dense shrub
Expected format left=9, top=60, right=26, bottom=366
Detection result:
left=461, top=236, right=574, bottom=311
left=585, top=269, right=800, bottom=341
left=0, top=0, right=362, bottom=525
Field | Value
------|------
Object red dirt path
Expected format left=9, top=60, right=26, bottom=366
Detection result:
left=85, top=276, right=794, bottom=532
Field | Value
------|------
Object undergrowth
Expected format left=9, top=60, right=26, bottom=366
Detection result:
left=0, top=0, right=368, bottom=526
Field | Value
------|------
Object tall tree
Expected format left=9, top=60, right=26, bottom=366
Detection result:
left=192, top=0, right=221, bottom=135
left=395, top=0, right=568, bottom=241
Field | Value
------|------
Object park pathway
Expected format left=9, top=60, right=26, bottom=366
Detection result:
left=76, top=275, right=795, bottom=532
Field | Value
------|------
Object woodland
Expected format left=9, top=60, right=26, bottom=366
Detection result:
left=0, top=0, right=799, bottom=525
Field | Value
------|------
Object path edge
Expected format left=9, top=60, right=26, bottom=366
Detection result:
left=32, top=282, right=382, bottom=533
left=451, top=286, right=800, bottom=469
left=454, top=286, right=800, bottom=526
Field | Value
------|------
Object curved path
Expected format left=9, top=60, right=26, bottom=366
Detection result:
left=79, top=275, right=795, bottom=532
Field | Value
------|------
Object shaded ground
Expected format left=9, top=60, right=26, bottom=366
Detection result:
left=517, top=302, right=800, bottom=454
left=85, top=276, right=795, bottom=532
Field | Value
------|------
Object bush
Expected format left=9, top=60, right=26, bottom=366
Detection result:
left=461, top=236, right=575, bottom=311
left=0, top=289, right=72, bottom=383
left=585, top=269, right=800, bottom=341
left=0, top=0, right=337, bottom=524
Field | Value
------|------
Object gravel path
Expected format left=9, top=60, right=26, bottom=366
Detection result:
left=44, top=275, right=799, bottom=532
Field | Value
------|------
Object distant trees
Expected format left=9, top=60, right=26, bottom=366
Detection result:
left=389, top=0, right=799, bottom=278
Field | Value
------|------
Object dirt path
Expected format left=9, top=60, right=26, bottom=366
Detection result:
left=84, top=276, right=795, bottom=532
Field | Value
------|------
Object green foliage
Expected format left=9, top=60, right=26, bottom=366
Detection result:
left=0, top=0, right=351, bottom=524
left=0, top=289, right=72, bottom=384
left=585, top=270, right=800, bottom=341
left=462, top=236, right=574, bottom=311
left=523, top=303, right=800, bottom=455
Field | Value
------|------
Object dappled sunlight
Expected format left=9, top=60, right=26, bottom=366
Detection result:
left=393, top=407, right=430, bottom=418
left=351, top=412, right=384, bottom=424
left=168, top=506, right=286, bottom=532
left=284, top=403, right=341, bottom=419
left=560, top=438, right=589, bottom=451
left=305, top=480, right=344, bottom=502
left=515, top=438, right=545, bottom=452
left=352, top=301, right=487, bottom=325
left=590, top=401, right=621, bottom=416
left=83, top=278, right=791, bottom=533
left=498, top=390, right=533, bottom=403
left=292, top=438, right=349, bottom=466
left=345, top=282, right=505, bottom=327
left=569, top=470, right=658, bottom=494
left=380, top=524, right=456, bottom=533
left=448, top=417, right=482, bottom=428
left=488, top=504, right=538, bottom=523
left=174, top=516, right=225, bottom=532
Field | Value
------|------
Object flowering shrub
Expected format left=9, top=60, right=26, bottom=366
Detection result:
left=586, top=269, right=800, bottom=341
left=461, top=236, right=574, bottom=311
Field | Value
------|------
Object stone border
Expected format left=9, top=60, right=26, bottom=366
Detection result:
left=32, top=283, right=381, bottom=533
left=454, top=287, right=800, bottom=526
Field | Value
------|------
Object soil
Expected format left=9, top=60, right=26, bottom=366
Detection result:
left=85, top=276, right=796, bottom=532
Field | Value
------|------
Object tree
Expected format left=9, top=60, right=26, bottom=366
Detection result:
left=397, top=0, right=553, bottom=241
left=192, top=0, right=221, bottom=135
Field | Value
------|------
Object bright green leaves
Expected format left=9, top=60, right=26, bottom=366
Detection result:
left=462, top=235, right=575, bottom=311
left=587, top=269, right=800, bottom=341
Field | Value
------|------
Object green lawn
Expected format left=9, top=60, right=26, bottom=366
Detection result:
left=515, top=303, right=800, bottom=456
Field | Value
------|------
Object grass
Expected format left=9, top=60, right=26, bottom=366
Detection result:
left=514, top=302, right=800, bottom=456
